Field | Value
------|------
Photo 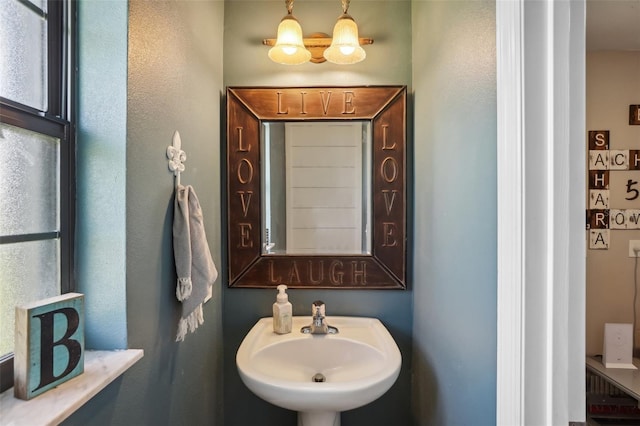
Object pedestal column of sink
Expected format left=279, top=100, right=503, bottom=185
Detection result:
left=298, top=411, right=340, bottom=426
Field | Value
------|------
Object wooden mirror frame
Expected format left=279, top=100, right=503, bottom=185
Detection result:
left=226, top=86, right=406, bottom=289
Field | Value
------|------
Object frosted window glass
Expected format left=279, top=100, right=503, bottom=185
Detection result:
left=0, top=123, right=59, bottom=236
left=0, top=0, right=47, bottom=110
left=0, top=239, right=60, bottom=356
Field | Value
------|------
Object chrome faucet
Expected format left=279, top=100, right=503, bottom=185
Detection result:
left=301, top=301, right=338, bottom=334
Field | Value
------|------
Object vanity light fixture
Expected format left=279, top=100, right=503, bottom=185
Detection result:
left=263, top=0, right=372, bottom=65
left=323, top=0, right=366, bottom=64
left=267, top=0, right=312, bottom=65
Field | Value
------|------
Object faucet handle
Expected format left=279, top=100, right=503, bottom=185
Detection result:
left=312, top=300, right=325, bottom=317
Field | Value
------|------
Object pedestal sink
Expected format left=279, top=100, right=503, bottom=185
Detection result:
left=236, top=316, right=401, bottom=426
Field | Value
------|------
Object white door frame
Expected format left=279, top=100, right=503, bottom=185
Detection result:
left=496, top=0, right=586, bottom=424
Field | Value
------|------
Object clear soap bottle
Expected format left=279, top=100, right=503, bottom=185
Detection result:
left=273, top=285, right=292, bottom=334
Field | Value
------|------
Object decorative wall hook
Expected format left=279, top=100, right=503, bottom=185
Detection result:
left=167, top=130, right=186, bottom=186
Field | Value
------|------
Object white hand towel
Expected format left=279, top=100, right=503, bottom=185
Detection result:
left=173, top=184, right=218, bottom=342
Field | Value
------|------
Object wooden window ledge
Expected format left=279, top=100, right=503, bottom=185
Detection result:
left=0, top=349, right=143, bottom=425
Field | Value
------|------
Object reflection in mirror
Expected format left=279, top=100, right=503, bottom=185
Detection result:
left=261, top=121, right=372, bottom=255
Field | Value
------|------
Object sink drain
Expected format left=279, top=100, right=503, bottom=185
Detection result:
left=312, top=373, right=326, bottom=383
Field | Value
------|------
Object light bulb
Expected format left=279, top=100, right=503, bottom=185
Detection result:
left=268, top=13, right=311, bottom=65
left=323, top=14, right=366, bottom=64
left=339, top=46, right=355, bottom=55
left=283, top=46, right=297, bottom=55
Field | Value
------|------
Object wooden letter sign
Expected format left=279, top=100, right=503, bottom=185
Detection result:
left=14, top=293, right=84, bottom=400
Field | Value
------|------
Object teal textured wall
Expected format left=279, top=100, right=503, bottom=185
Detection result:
left=76, top=0, right=127, bottom=350
left=64, top=1, right=225, bottom=424
left=411, top=1, right=497, bottom=424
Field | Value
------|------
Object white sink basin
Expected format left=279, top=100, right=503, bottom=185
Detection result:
left=236, top=316, right=401, bottom=426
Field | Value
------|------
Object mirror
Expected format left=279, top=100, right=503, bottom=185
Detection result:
left=227, top=86, right=406, bottom=289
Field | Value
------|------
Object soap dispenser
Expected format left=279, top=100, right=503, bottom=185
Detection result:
left=273, top=285, right=292, bottom=334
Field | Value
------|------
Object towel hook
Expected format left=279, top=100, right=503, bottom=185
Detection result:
left=167, top=130, right=186, bottom=187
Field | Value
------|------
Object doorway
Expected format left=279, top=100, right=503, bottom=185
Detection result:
left=584, top=1, right=640, bottom=424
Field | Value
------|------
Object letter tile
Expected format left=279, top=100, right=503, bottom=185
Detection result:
left=589, top=189, right=610, bottom=210
left=589, top=229, right=609, bottom=250
left=589, top=150, right=610, bottom=170
left=627, top=209, right=640, bottom=229
left=609, top=150, right=629, bottom=170
left=609, top=209, right=627, bottom=229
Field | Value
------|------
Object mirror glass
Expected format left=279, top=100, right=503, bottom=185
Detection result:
left=261, top=121, right=372, bottom=255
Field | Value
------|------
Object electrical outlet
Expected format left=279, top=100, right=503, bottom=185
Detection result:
left=630, top=240, right=640, bottom=257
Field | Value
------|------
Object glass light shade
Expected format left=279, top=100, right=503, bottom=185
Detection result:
left=323, top=14, right=365, bottom=64
left=268, top=16, right=311, bottom=65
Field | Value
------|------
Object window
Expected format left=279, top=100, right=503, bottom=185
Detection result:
left=0, top=0, right=75, bottom=392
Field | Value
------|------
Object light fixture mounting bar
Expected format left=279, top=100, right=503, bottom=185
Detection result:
left=262, top=33, right=373, bottom=64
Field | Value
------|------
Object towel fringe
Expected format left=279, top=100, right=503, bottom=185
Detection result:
left=175, top=303, right=204, bottom=342
left=176, top=277, right=192, bottom=301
